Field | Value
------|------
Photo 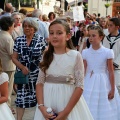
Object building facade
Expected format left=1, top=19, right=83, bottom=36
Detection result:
left=88, top=0, right=120, bottom=17
left=112, top=0, right=120, bottom=17
left=88, top=0, right=113, bottom=17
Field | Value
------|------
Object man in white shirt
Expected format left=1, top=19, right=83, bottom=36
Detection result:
left=103, top=18, right=120, bottom=94
left=0, top=3, right=13, bottom=19
left=32, top=9, right=49, bottom=42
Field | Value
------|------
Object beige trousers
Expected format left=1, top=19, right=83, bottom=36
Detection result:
left=5, top=71, right=15, bottom=107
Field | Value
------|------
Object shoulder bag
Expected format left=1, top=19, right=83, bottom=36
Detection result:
left=14, top=41, right=36, bottom=84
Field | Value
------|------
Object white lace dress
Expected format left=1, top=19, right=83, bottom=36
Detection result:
left=0, top=72, right=15, bottom=120
left=34, top=50, right=94, bottom=120
left=82, top=46, right=120, bottom=120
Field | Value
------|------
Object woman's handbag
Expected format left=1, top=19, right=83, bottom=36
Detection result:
left=14, top=40, right=36, bottom=84
left=14, top=71, right=29, bottom=84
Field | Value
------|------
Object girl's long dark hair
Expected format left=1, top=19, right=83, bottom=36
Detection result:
left=40, top=19, right=74, bottom=73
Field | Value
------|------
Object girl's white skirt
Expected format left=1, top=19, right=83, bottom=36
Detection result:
left=34, top=83, right=94, bottom=120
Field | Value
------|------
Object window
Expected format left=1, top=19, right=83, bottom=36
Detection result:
left=116, top=6, right=120, bottom=10
left=20, top=0, right=32, bottom=7
left=103, top=0, right=111, bottom=1
left=7, top=0, right=33, bottom=7
left=114, top=0, right=120, bottom=2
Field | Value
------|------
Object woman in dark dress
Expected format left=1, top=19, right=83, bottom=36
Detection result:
left=12, top=17, right=47, bottom=120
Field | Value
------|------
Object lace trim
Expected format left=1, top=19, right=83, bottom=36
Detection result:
left=74, top=53, right=84, bottom=89
left=36, top=69, right=45, bottom=84
left=75, top=70, right=84, bottom=89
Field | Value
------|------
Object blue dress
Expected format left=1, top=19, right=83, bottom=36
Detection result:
left=13, top=33, right=47, bottom=108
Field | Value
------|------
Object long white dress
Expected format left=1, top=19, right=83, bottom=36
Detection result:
left=0, top=72, right=15, bottom=120
left=78, top=37, right=88, bottom=53
left=82, top=46, right=120, bottom=120
left=34, top=50, right=94, bottom=120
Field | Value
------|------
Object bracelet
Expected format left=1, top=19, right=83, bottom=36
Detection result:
left=38, top=104, right=44, bottom=107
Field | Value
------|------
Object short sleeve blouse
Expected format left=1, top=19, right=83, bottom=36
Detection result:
left=13, top=33, right=47, bottom=71
left=82, top=49, right=87, bottom=60
left=0, top=72, right=9, bottom=85
left=107, top=49, right=114, bottom=59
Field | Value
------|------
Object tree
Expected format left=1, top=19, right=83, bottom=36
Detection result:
left=103, top=0, right=111, bottom=16
left=104, top=3, right=111, bottom=16
left=85, top=3, right=88, bottom=9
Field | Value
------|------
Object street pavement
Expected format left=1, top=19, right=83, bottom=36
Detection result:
left=12, top=94, right=36, bottom=120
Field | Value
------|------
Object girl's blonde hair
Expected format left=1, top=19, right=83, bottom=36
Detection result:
left=0, top=59, right=3, bottom=74
left=42, top=14, right=48, bottom=21
left=100, top=17, right=108, bottom=29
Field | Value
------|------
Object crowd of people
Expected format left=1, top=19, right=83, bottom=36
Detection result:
left=0, top=2, right=120, bottom=120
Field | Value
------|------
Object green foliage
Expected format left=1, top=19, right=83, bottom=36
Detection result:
left=39, top=0, right=43, bottom=4
left=85, top=3, right=88, bottom=8
left=104, top=3, right=111, bottom=8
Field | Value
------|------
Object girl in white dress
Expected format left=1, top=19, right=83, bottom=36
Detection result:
left=78, top=25, right=89, bottom=53
left=82, top=25, right=120, bottom=120
left=34, top=19, right=94, bottom=120
left=0, top=59, right=15, bottom=120
left=99, top=17, right=109, bottom=36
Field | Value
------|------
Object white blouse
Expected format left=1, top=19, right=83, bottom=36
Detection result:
left=36, top=50, right=84, bottom=89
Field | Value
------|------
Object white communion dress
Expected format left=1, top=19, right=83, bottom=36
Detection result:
left=82, top=46, right=120, bottom=120
left=0, top=72, right=15, bottom=120
left=34, top=50, right=94, bottom=120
